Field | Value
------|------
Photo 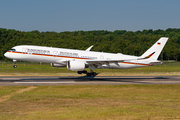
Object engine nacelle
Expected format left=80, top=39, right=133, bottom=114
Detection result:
left=51, top=63, right=66, bottom=67
left=67, top=61, right=85, bottom=71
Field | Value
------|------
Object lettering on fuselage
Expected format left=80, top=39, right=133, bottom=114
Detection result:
left=27, top=49, right=50, bottom=55
left=59, top=51, right=78, bottom=57
left=26, top=48, right=97, bottom=59
left=27, top=48, right=79, bottom=57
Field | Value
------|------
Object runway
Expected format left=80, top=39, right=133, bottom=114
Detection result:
left=1, top=76, right=180, bottom=86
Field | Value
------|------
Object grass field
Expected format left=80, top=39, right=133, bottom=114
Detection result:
left=0, top=61, right=180, bottom=76
left=1, top=62, right=180, bottom=119
left=0, top=85, right=180, bottom=119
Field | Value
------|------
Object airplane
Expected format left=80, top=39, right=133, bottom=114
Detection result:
left=4, top=37, right=168, bottom=76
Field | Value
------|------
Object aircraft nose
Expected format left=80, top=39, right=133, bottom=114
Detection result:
left=4, top=52, right=9, bottom=58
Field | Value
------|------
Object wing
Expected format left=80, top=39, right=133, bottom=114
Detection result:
left=85, top=52, right=156, bottom=66
left=86, top=58, right=139, bottom=67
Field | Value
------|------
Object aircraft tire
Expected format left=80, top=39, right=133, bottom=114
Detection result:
left=86, top=72, right=97, bottom=76
left=13, top=65, right=17, bottom=68
left=92, top=72, right=97, bottom=76
left=77, top=71, right=82, bottom=74
left=82, top=70, right=87, bottom=74
left=87, top=73, right=92, bottom=76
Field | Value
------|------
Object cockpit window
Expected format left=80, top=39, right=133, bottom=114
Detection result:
left=9, top=49, right=16, bottom=51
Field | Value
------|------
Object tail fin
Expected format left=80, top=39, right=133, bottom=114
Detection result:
left=140, top=37, right=168, bottom=60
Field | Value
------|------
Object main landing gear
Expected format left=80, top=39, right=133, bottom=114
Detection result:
left=77, top=70, right=97, bottom=76
left=13, top=59, right=17, bottom=68
left=86, top=72, right=97, bottom=76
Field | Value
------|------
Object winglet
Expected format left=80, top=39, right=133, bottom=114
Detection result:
left=86, top=45, right=93, bottom=51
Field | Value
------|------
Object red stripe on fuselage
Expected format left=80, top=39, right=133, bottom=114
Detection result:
left=122, top=62, right=152, bottom=66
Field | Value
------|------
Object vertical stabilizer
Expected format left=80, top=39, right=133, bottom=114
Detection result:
left=140, top=37, right=168, bottom=60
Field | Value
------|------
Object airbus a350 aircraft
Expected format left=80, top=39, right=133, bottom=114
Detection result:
left=4, top=37, right=168, bottom=76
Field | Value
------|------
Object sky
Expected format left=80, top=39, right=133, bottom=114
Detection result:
left=0, top=0, right=180, bottom=32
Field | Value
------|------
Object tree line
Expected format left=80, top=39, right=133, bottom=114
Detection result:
left=1, top=28, right=180, bottom=60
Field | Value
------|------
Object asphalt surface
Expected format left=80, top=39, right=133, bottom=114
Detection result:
left=1, top=76, right=180, bottom=86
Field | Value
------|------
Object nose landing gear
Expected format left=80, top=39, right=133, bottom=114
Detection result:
left=13, top=59, right=17, bottom=68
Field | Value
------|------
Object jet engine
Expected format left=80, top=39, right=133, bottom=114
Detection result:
left=50, top=63, right=66, bottom=67
left=67, top=61, right=85, bottom=71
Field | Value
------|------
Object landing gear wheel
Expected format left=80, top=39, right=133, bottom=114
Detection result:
left=77, top=70, right=87, bottom=74
left=77, top=71, right=82, bottom=74
left=92, top=72, right=97, bottom=76
left=82, top=70, right=87, bottom=74
left=86, top=72, right=97, bottom=76
left=13, top=65, right=17, bottom=68
left=13, top=60, right=17, bottom=68
left=87, top=73, right=92, bottom=76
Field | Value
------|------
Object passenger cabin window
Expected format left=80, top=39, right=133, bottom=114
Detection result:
left=9, top=49, right=16, bottom=51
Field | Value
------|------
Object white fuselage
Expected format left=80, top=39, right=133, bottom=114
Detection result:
left=4, top=45, right=152, bottom=69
